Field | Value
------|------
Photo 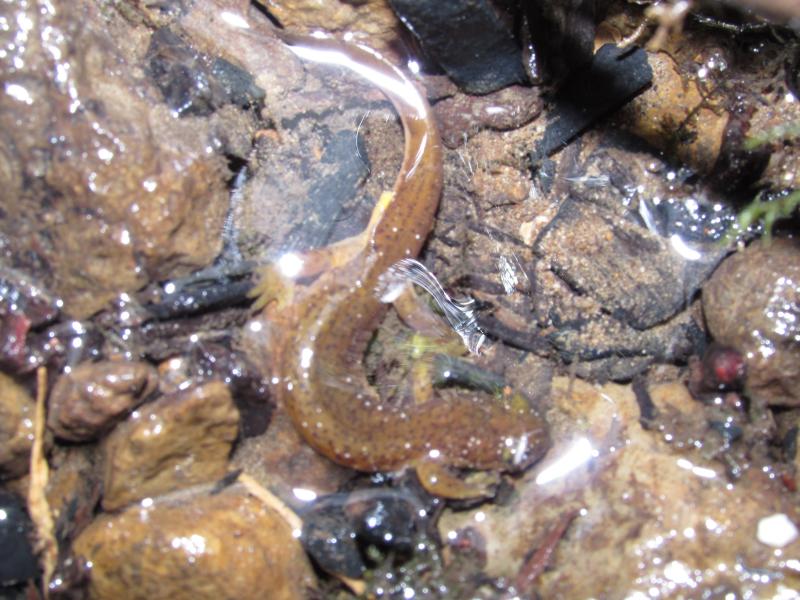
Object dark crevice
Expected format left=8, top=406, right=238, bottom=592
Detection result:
left=250, top=0, right=283, bottom=28
left=224, top=154, right=249, bottom=189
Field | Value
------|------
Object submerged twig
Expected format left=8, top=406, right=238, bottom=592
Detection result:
left=237, top=472, right=303, bottom=532
left=28, top=367, right=57, bottom=598
left=515, top=509, right=579, bottom=594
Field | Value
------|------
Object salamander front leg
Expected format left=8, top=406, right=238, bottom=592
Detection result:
left=249, top=263, right=296, bottom=312
left=249, top=229, right=371, bottom=312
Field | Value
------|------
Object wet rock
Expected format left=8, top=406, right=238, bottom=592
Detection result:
left=703, top=239, right=800, bottom=406
left=302, top=497, right=366, bottom=579
left=439, top=377, right=800, bottom=597
left=137, top=307, right=249, bottom=365
left=231, top=408, right=352, bottom=512
left=352, top=491, right=421, bottom=553
left=0, top=491, right=38, bottom=586
left=642, top=380, right=716, bottom=447
left=30, top=319, right=105, bottom=376
left=144, top=276, right=254, bottom=321
left=155, top=342, right=272, bottom=439
left=0, top=268, right=60, bottom=329
left=0, top=268, right=61, bottom=373
left=433, top=85, right=543, bottom=149
left=534, top=195, right=721, bottom=330
left=301, top=487, right=428, bottom=580
left=621, top=51, right=730, bottom=177
left=618, top=29, right=784, bottom=190
left=48, top=360, right=158, bottom=442
left=260, top=0, right=401, bottom=59
left=178, top=1, right=402, bottom=259
left=239, top=99, right=387, bottom=260
left=46, top=445, right=101, bottom=544
left=0, top=372, right=36, bottom=479
left=102, top=381, right=239, bottom=510
left=363, top=526, right=466, bottom=598
left=0, top=0, right=230, bottom=318
left=145, top=27, right=264, bottom=117
left=73, top=490, right=316, bottom=600
left=545, top=308, right=701, bottom=377
left=177, top=1, right=306, bottom=126
left=271, top=127, right=372, bottom=253
left=389, top=0, right=528, bottom=94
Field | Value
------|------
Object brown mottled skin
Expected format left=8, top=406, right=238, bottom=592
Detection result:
left=253, top=32, right=549, bottom=495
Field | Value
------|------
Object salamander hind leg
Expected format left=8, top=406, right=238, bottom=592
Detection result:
left=414, top=461, right=501, bottom=500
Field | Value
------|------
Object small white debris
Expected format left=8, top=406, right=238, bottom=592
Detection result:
left=757, top=513, right=799, bottom=548
left=663, top=560, right=694, bottom=586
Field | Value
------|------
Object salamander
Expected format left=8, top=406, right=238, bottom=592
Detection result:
left=251, top=31, right=549, bottom=497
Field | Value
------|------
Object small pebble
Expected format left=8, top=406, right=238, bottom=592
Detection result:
left=756, top=513, right=798, bottom=548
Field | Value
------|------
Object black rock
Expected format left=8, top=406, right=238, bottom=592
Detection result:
left=0, top=492, right=38, bottom=587
left=302, top=500, right=365, bottom=579
left=146, top=28, right=264, bottom=117
left=355, top=494, right=419, bottom=553
left=282, top=127, right=371, bottom=252
left=389, top=0, right=528, bottom=94
left=300, top=487, right=431, bottom=578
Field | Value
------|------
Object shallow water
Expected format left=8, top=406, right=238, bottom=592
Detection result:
left=2, top=0, right=800, bottom=598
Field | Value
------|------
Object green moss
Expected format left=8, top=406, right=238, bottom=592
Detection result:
left=727, top=189, right=800, bottom=242
left=743, top=120, right=800, bottom=151
left=726, top=120, right=800, bottom=241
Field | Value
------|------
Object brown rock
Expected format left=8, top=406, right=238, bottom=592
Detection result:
left=232, top=409, right=352, bottom=512
left=73, top=490, right=316, bottom=600
left=102, top=381, right=239, bottom=511
left=0, top=0, right=229, bottom=318
left=472, top=165, right=531, bottom=205
left=48, top=360, right=158, bottom=442
left=433, top=85, right=543, bottom=149
left=703, top=239, right=800, bottom=406
left=260, top=0, right=401, bottom=59
left=0, top=372, right=35, bottom=479
left=621, top=52, right=728, bottom=175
